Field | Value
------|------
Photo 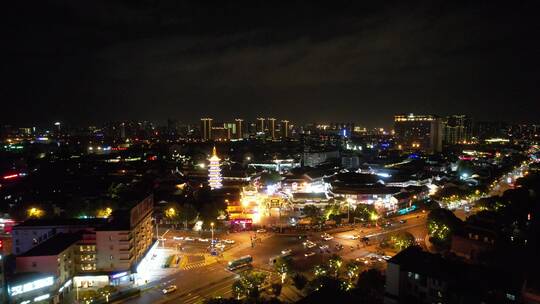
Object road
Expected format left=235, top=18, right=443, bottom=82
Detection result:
left=121, top=212, right=427, bottom=304
left=126, top=150, right=538, bottom=303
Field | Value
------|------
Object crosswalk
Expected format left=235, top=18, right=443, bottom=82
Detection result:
left=179, top=254, right=218, bottom=270
left=182, top=261, right=207, bottom=270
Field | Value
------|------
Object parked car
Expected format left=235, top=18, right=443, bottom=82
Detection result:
left=173, top=236, right=184, bottom=241
left=304, top=252, right=316, bottom=257
left=198, top=238, right=209, bottom=242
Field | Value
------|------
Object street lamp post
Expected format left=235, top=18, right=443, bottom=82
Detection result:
left=211, top=222, right=215, bottom=246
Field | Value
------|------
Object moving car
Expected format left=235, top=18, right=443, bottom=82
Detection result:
left=348, top=235, right=360, bottom=240
left=184, top=237, right=194, bottom=241
left=399, top=219, right=407, bottom=224
left=198, top=238, right=209, bottom=242
left=355, top=257, right=369, bottom=265
left=162, top=285, right=177, bottom=294
left=321, top=233, right=334, bottom=241
left=223, top=239, right=235, bottom=244
left=303, top=240, right=316, bottom=248
left=281, top=249, right=293, bottom=256
left=319, top=244, right=329, bottom=250
left=173, top=236, right=184, bottom=241
left=304, top=252, right=316, bottom=257
left=256, top=229, right=266, bottom=233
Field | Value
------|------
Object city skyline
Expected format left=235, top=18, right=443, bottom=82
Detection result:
left=2, top=2, right=540, bottom=303
left=3, top=1, right=539, bottom=127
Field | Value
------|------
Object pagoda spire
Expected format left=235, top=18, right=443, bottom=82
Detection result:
left=208, top=146, right=222, bottom=189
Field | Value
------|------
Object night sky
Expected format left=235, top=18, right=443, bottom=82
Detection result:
left=2, top=0, right=539, bottom=127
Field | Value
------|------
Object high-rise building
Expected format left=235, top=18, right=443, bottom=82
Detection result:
left=167, top=118, right=180, bottom=137
left=394, top=114, right=442, bottom=153
left=235, top=119, right=244, bottom=139
left=208, top=147, right=223, bottom=189
left=256, top=118, right=265, bottom=134
left=211, top=125, right=231, bottom=141
left=443, top=115, right=472, bottom=144
left=268, top=118, right=277, bottom=139
left=475, top=121, right=509, bottom=140
left=200, top=118, right=213, bottom=140
left=281, top=120, right=290, bottom=138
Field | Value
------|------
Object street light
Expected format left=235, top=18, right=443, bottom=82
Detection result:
left=211, top=222, right=215, bottom=246
left=27, top=207, right=44, bottom=218
left=165, top=207, right=176, bottom=218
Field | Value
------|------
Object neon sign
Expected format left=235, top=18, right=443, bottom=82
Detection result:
left=9, top=276, right=54, bottom=296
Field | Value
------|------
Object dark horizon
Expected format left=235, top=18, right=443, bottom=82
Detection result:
left=2, top=0, right=539, bottom=128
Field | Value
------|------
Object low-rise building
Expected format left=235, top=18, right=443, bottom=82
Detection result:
left=8, top=195, right=156, bottom=303
left=12, top=233, right=79, bottom=303
left=330, top=185, right=401, bottom=212
left=12, top=218, right=107, bottom=256
left=385, top=246, right=520, bottom=304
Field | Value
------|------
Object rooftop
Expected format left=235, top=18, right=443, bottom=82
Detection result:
left=14, top=218, right=108, bottom=229
left=19, top=233, right=81, bottom=257
left=331, top=185, right=402, bottom=195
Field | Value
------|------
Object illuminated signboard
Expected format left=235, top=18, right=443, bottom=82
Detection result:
left=9, top=276, right=54, bottom=296
left=34, top=294, right=50, bottom=302
left=110, top=272, right=128, bottom=279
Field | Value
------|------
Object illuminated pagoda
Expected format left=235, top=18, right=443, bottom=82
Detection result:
left=208, top=146, right=223, bottom=189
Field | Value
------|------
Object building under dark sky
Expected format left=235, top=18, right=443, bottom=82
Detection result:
left=2, top=0, right=539, bottom=127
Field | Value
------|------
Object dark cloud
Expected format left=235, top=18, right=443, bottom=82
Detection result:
left=2, top=1, right=539, bottom=127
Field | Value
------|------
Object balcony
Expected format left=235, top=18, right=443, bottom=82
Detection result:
left=119, top=244, right=133, bottom=251
left=119, top=254, right=133, bottom=261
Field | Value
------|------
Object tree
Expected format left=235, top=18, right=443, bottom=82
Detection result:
left=233, top=271, right=267, bottom=300
left=303, top=205, right=323, bottom=225
left=352, top=204, right=377, bottom=222
left=328, top=254, right=343, bottom=277
left=271, top=283, right=282, bottom=298
left=98, top=285, right=117, bottom=301
left=427, top=208, right=463, bottom=248
left=292, top=273, right=308, bottom=291
left=260, top=172, right=282, bottom=185
left=204, top=298, right=241, bottom=304
left=274, top=257, right=291, bottom=283
left=324, top=203, right=342, bottom=222
left=164, top=202, right=181, bottom=227
left=179, top=203, right=198, bottom=229
left=232, top=280, right=246, bottom=300
left=354, top=269, right=385, bottom=302
left=386, top=231, right=416, bottom=251
left=345, top=261, right=360, bottom=282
